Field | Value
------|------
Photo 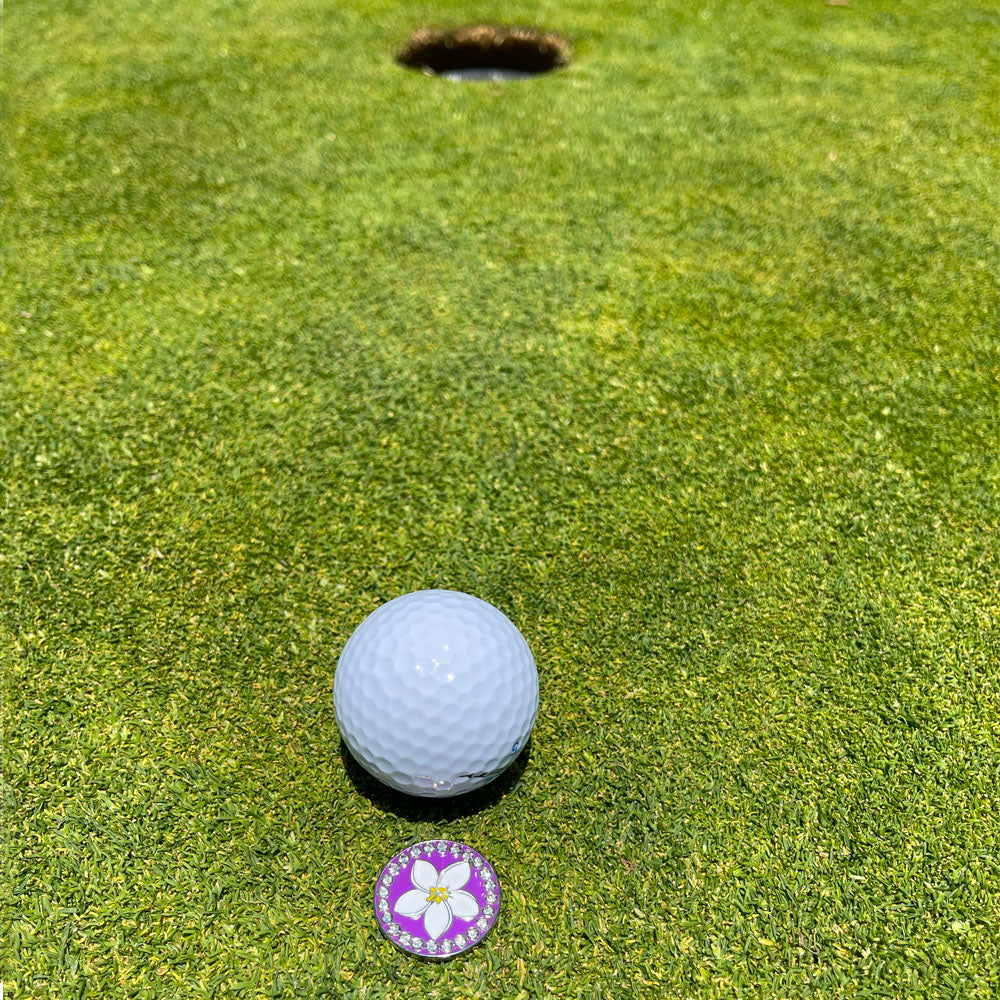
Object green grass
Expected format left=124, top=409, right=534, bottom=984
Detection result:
left=2, top=0, right=998, bottom=996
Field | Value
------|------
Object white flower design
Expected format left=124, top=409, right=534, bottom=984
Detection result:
left=394, top=859, right=480, bottom=940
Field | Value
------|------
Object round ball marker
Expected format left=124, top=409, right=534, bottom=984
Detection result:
left=374, top=840, right=501, bottom=958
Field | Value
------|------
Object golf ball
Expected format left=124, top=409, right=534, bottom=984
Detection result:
left=334, top=590, right=538, bottom=797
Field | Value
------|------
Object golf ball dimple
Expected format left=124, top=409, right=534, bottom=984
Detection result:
left=334, top=590, right=539, bottom=797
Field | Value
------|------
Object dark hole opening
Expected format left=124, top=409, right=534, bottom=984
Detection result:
left=396, top=25, right=571, bottom=77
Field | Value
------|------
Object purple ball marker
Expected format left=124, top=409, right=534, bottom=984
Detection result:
left=374, top=840, right=501, bottom=959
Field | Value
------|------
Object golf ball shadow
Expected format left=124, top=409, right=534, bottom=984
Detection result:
left=339, top=736, right=533, bottom=821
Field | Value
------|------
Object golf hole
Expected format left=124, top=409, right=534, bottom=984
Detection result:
left=396, top=25, right=571, bottom=82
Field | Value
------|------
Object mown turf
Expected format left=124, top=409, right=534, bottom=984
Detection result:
left=2, top=1, right=998, bottom=997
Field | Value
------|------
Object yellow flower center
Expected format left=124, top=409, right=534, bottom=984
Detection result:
left=426, top=886, right=449, bottom=904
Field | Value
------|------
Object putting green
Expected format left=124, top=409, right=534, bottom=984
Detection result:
left=2, top=1, right=997, bottom=997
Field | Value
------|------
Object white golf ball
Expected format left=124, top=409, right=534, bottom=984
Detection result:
left=334, top=590, right=539, bottom=797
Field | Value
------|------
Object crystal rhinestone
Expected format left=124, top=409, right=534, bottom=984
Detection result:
left=378, top=887, right=389, bottom=899
left=436, top=841, right=447, bottom=853
left=411, top=937, right=423, bottom=949
left=441, top=939, right=453, bottom=952
left=454, top=934, right=466, bottom=947
left=486, top=893, right=497, bottom=904
left=381, top=875, right=392, bottom=886
left=427, top=941, right=438, bottom=953
left=483, top=905, right=494, bottom=918
left=399, top=933, right=411, bottom=945
left=476, top=916, right=488, bottom=929
left=389, top=864, right=400, bottom=875
left=472, top=857, right=483, bottom=868
left=461, top=851, right=473, bottom=862
left=388, top=922, right=400, bottom=935
left=468, top=926, right=479, bottom=939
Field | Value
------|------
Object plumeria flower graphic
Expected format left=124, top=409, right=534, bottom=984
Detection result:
left=394, top=859, right=480, bottom=940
